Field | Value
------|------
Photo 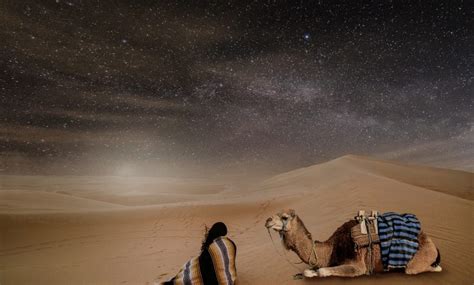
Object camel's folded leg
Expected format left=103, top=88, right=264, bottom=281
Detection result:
left=303, top=264, right=365, bottom=278
left=303, top=268, right=318, bottom=278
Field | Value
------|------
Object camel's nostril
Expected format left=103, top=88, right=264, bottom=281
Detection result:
left=265, top=217, right=272, bottom=224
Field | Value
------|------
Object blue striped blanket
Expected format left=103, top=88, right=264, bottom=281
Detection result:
left=377, top=212, right=421, bottom=269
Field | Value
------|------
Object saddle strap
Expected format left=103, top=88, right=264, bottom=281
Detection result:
left=353, top=210, right=379, bottom=275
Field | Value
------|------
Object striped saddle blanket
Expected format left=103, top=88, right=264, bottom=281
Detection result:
left=377, top=212, right=421, bottom=269
left=166, top=237, right=237, bottom=285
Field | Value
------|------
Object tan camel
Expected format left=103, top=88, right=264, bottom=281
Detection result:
left=265, top=209, right=442, bottom=278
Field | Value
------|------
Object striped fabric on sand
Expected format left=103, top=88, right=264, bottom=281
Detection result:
left=169, top=236, right=236, bottom=285
left=172, top=257, right=203, bottom=285
left=208, top=237, right=237, bottom=285
left=377, top=212, right=421, bottom=269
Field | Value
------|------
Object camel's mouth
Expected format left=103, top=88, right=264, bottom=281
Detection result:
left=265, top=218, right=283, bottom=231
left=266, top=223, right=283, bottom=231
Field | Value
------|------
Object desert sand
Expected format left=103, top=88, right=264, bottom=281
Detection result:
left=0, top=155, right=472, bottom=285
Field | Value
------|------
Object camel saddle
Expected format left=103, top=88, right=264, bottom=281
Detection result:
left=351, top=210, right=380, bottom=248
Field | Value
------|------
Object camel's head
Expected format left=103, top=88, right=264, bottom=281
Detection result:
left=265, top=209, right=297, bottom=233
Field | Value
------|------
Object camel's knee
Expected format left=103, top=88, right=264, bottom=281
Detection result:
left=303, top=268, right=318, bottom=278
left=314, top=265, right=364, bottom=278
left=317, top=267, right=331, bottom=277
left=304, top=267, right=334, bottom=278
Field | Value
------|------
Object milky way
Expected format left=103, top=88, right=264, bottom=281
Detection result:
left=0, top=1, right=472, bottom=176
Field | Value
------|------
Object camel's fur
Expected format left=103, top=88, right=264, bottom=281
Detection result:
left=265, top=209, right=442, bottom=278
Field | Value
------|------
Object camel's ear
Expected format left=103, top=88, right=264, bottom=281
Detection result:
left=289, top=209, right=296, bottom=218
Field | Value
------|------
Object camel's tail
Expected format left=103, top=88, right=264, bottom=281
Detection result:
left=431, top=248, right=441, bottom=267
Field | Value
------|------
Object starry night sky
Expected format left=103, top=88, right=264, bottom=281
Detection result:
left=1, top=1, right=473, bottom=177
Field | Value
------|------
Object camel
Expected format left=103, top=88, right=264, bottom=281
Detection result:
left=265, top=209, right=442, bottom=278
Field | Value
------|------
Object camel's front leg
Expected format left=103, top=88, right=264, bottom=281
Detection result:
left=303, top=264, right=365, bottom=278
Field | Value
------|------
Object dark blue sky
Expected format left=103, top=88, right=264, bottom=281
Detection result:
left=1, top=1, right=472, bottom=176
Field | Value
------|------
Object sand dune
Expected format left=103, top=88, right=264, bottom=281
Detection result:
left=337, top=155, right=473, bottom=199
left=0, top=190, right=123, bottom=213
left=0, top=175, right=228, bottom=206
left=0, top=155, right=472, bottom=284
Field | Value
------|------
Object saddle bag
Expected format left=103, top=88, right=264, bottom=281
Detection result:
left=351, top=210, right=380, bottom=248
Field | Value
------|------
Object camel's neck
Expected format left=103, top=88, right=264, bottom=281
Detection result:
left=282, top=218, right=334, bottom=268
left=282, top=231, right=312, bottom=264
